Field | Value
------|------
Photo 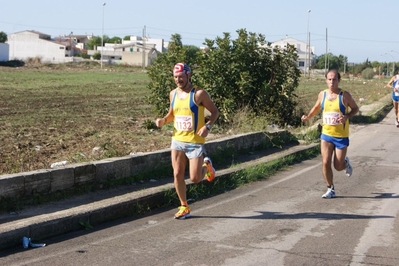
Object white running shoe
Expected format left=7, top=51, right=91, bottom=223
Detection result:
left=322, top=188, right=336, bottom=199
left=345, top=156, right=352, bottom=177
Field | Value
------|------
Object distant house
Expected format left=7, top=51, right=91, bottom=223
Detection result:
left=270, top=36, right=315, bottom=72
left=6, top=31, right=90, bottom=63
left=88, top=35, right=163, bottom=67
left=0, top=43, right=9, bottom=61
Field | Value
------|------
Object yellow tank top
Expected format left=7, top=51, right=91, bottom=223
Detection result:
left=171, top=87, right=205, bottom=144
left=321, top=89, right=349, bottom=138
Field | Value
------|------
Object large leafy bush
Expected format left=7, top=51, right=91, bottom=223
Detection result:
left=147, top=29, right=301, bottom=127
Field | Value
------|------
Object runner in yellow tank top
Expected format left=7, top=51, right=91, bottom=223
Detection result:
left=321, top=88, right=349, bottom=138
left=155, top=63, right=219, bottom=219
left=301, top=69, right=359, bottom=199
left=171, top=87, right=206, bottom=144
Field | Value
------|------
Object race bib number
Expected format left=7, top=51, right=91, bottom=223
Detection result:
left=175, top=115, right=193, bottom=131
left=323, top=112, right=341, bottom=125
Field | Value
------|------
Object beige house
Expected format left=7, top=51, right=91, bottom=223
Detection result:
left=88, top=36, right=162, bottom=67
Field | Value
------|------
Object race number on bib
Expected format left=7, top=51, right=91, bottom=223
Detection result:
left=175, top=115, right=193, bottom=131
left=323, top=112, right=341, bottom=125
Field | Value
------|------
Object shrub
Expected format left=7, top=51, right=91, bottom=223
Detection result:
left=147, top=29, right=301, bottom=127
left=362, top=68, right=374, bottom=79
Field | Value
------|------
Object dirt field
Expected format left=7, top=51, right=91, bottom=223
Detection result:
left=0, top=63, right=391, bottom=175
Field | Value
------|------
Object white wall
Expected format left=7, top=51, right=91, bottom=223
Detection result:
left=8, top=31, right=67, bottom=63
left=0, top=43, right=9, bottom=61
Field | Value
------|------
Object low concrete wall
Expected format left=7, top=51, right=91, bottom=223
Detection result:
left=0, top=131, right=294, bottom=201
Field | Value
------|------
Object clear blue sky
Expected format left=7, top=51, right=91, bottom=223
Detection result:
left=1, top=0, right=398, bottom=63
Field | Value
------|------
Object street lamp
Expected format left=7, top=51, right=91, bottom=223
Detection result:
left=69, top=31, right=73, bottom=58
left=306, top=9, right=311, bottom=77
left=391, top=49, right=399, bottom=56
left=101, top=2, right=106, bottom=69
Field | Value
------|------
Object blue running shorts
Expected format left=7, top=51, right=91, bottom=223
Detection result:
left=392, top=91, right=399, bottom=103
left=320, top=134, right=349, bottom=149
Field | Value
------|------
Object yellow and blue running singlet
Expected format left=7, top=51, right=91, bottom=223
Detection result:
left=171, top=88, right=205, bottom=144
left=321, top=89, right=349, bottom=138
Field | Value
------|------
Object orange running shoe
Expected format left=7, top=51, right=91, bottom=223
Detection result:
left=204, top=157, right=216, bottom=182
left=174, top=205, right=191, bottom=219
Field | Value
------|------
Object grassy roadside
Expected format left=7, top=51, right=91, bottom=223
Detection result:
left=0, top=63, right=392, bottom=177
left=0, top=131, right=321, bottom=214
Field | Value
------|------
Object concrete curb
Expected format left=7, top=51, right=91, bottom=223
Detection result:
left=0, top=142, right=318, bottom=250
left=0, top=131, right=293, bottom=201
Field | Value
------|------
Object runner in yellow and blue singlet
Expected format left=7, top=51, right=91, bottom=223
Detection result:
left=301, top=69, right=359, bottom=199
left=155, top=63, right=219, bottom=219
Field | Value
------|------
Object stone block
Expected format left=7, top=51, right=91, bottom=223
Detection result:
left=74, top=163, right=96, bottom=185
left=0, top=173, right=25, bottom=198
left=50, top=167, right=75, bottom=192
left=24, top=170, right=51, bottom=196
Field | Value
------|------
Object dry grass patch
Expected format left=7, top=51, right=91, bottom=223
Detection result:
left=0, top=64, right=391, bottom=175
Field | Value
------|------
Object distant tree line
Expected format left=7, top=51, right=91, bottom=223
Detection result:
left=312, top=52, right=396, bottom=78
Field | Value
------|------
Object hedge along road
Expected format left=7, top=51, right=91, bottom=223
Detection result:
left=1, top=107, right=398, bottom=265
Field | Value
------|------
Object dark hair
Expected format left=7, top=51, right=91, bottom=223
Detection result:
left=325, top=69, right=341, bottom=80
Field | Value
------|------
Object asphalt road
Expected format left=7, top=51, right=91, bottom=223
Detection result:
left=1, top=110, right=399, bottom=266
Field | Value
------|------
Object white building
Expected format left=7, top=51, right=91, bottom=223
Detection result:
left=89, top=35, right=163, bottom=67
left=0, top=43, right=9, bottom=61
left=7, top=30, right=71, bottom=63
left=271, top=36, right=315, bottom=72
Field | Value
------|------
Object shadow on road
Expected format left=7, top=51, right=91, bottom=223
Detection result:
left=195, top=211, right=393, bottom=220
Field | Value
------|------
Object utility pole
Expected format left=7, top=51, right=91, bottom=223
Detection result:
left=101, top=2, right=106, bottom=69
left=307, top=32, right=311, bottom=77
left=324, top=28, right=328, bottom=75
left=70, top=31, right=73, bottom=58
left=306, top=9, right=311, bottom=77
left=142, top=26, right=146, bottom=69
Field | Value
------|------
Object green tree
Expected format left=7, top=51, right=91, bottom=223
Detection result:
left=184, top=45, right=201, bottom=64
left=92, top=52, right=101, bottom=60
left=196, top=29, right=300, bottom=126
left=108, top=36, right=122, bottom=44
left=352, top=59, right=372, bottom=75
left=86, top=35, right=109, bottom=50
left=169, top=34, right=183, bottom=49
left=314, top=53, right=339, bottom=70
left=0, top=31, right=7, bottom=43
left=147, top=29, right=301, bottom=127
left=337, top=54, right=347, bottom=71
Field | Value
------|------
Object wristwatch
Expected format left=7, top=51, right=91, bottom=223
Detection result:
left=205, top=124, right=212, bottom=131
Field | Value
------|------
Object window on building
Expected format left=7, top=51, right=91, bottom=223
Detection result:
left=298, top=61, right=304, bottom=67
